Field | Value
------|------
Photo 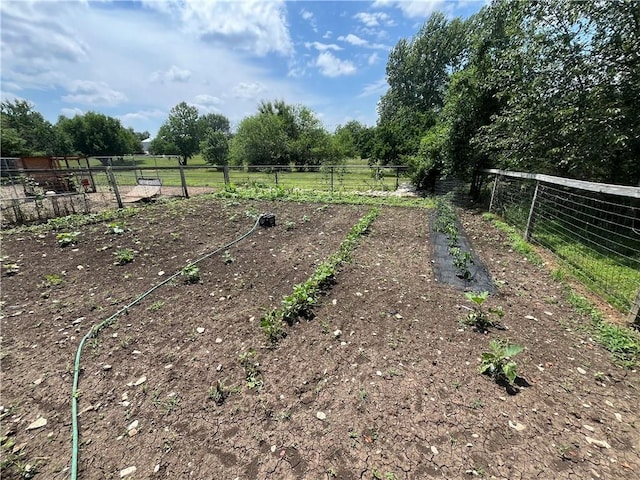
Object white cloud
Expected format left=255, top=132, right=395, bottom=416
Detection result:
left=150, top=65, right=192, bottom=83
left=1, top=1, right=90, bottom=68
left=232, top=82, right=267, bottom=100
left=368, top=52, right=380, bottom=65
left=304, top=41, right=343, bottom=52
left=338, top=34, right=389, bottom=50
left=372, top=0, right=447, bottom=18
left=194, top=94, right=222, bottom=106
left=323, top=30, right=333, bottom=39
left=62, top=80, right=127, bottom=106
left=61, top=107, right=85, bottom=118
left=358, top=77, right=388, bottom=98
left=315, top=52, right=356, bottom=78
left=119, top=109, right=166, bottom=124
left=338, top=33, right=368, bottom=47
left=142, top=0, right=293, bottom=56
left=301, top=9, right=313, bottom=21
left=354, top=12, right=396, bottom=27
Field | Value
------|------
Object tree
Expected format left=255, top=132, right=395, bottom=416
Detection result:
left=233, top=100, right=336, bottom=170
left=200, top=130, right=229, bottom=165
left=198, top=113, right=230, bottom=137
left=56, top=111, right=138, bottom=157
left=157, top=102, right=200, bottom=165
left=230, top=113, right=288, bottom=169
left=1, top=99, right=56, bottom=156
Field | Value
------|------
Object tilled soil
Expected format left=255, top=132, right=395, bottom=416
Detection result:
left=1, top=196, right=638, bottom=480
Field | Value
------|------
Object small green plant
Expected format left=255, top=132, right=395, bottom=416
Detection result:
left=327, top=467, right=338, bottom=478
left=154, top=395, right=180, bottom=415
left=107, top=222, right=125, bottom=234
left=56, top=231, right=80, bottom=246
left=44, top=273, right=63, bottom=286
left=302, top=214, right=310, bottom=223
left=170, top=232, right=181, bottom=240
left=114, top=248, right=135, bottom=265
left=147, top=301, right=165, bottom=312
left=239, top=350, right=263, bottom=390
left=260, top=310, right=286, bottom=345
left=479, top=339, right=524, bottom=386
left=222, top=250, right=235, bottom=264
left=462, top=291, right=504, bottom=332
left=180, top=263, right=200, bottom=283
left=285, top=220, right=296, bottom=230
left=208, top=379, right=231, bottom=406
left=551, top=268, right=566, bottom=282
left=2, top=263, right=20, bottom=276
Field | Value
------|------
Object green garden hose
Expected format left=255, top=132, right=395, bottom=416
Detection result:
left=70, top=215, right=264, bottom=479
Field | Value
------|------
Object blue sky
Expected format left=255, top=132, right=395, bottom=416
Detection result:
left=1, top=0, right=485, bottom=138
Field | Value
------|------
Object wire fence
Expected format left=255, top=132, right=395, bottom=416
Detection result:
left=482, top=169, right=640, bottom=321
left=0, top=164, right=409, bottom=227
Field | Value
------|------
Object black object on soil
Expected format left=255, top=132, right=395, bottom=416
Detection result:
left=429, top=211, right=495, bottom=293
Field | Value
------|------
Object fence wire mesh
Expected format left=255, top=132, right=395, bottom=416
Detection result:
left=488, top=172, right=640, bottom=315
left=1, top=164, right=409, bottom=228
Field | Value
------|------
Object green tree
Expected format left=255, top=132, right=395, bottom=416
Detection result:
left=230, top=113, right=288, bottom=169
left=1, top=99, right=56, bottom=156
left=200, top=130, right=229, bottom=165
left=158, top=102, right=200, bottom=165
left=198, top=113, right=230, bottom=137
left=56, top=111, right=137, bottom=157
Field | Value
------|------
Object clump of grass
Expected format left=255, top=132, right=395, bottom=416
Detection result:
left=568, top=291, right=640, bottom=368
left=483, top=215, right=543, bottom=265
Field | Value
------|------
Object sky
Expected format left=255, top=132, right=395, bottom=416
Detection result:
left=1, top=0, right=485, bottom=139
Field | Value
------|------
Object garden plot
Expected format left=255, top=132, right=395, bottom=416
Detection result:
left=1, top=197, right=639, bottom=480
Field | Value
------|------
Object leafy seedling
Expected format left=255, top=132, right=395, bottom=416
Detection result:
left=180, top=263, right=200, bottom=283
left=260, top=310, right=286, bottom=346
left=239, top=350, right=263, bottom=390
left=57, top=231, right=80, bottom=247
left=107, top=222, right=125, bottom=234
left=114, top=248, right=135, bottom=265
left=462, top=291, right=504, bottom=332
left=479, top=339, right=524, bottom=394
left=208, top=379, right=231, bottom=406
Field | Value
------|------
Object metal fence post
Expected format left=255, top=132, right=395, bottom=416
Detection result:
left=274, top=168, right=279, bottom=186
left=395, top=166, right=400, bottom=190
left=179, top=165, right=189, bottom=198
left=106, top=167, right=123, bottom=209
left=524, top=181, right=540, bottom=241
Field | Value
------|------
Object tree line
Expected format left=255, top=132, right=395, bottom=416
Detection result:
left=1, top=100, right=150, bottom=161
left=1, top=98, right=386, bottom=169
left=382, top=0, right=639, bottom=188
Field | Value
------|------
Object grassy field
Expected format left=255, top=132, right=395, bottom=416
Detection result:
left=83, top=156, right=409, bottom=191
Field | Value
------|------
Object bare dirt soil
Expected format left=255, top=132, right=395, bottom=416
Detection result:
left=1, top=196, right=638, bottom=480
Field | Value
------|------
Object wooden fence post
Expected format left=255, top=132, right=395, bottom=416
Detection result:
left=178, top=165, right=189, bottom=198
left=106, top=167, right=123, bottom=209
left=524, top=181, right=540, bottom=241
left=223, top=165, right=230, bottom=186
